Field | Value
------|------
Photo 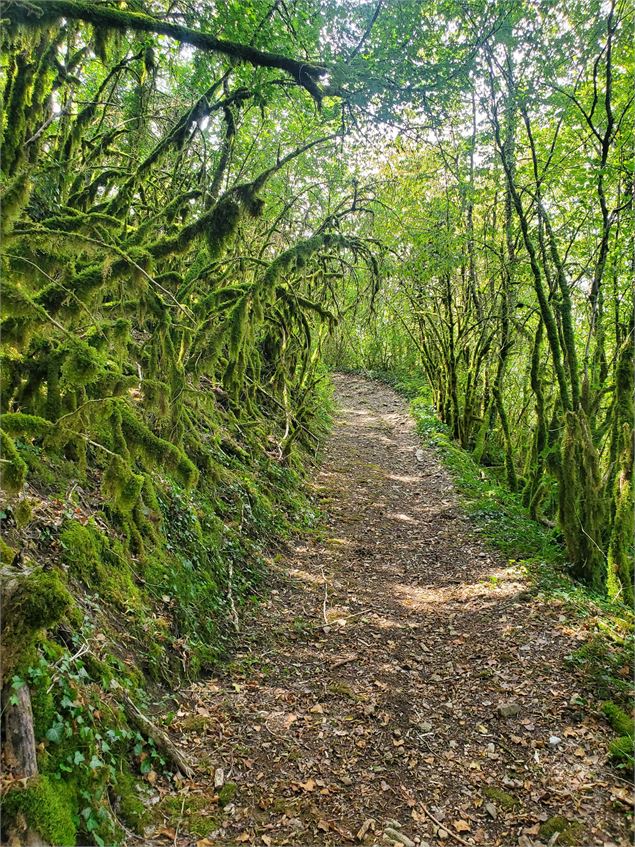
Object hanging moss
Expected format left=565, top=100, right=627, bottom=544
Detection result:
left=0, top=429, right=28, bottom=493
left=0, top=411, right=53, bottom=436
left=117, top=401, right=198, bottom=488
left=101, top=454, right=145, bottom=513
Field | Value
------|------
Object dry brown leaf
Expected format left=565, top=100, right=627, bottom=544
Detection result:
left=300, top=778, right=315, bottom=791
left=454, top=819, right=471, bottom=832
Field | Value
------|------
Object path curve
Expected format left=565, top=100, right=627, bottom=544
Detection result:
left=156, top=374, right=629, bottom=847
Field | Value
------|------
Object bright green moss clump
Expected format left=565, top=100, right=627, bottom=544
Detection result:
left=602, top=701, right=635, bottom=767
left=539, top=816, right=583, bottom=846
left=59, top=519, right=142, bottom=610
left=1, top=569, right=71, bottom=676
left=3, top=775, right=77, bottom=846
left=483, top=787, right=519, bottom=809
left=601, top=701, right=635, bottom=737
left=0, top=428, right=27, bottom=493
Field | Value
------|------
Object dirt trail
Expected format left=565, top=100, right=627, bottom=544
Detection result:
left=152, top=375, right=630, bottom=847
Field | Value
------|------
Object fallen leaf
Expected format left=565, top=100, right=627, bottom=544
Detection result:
left=300, top=778, right=315, bottom=791
left=356, top=818, right=374, bottom=841
left=454, top=820, right=471, bottom=832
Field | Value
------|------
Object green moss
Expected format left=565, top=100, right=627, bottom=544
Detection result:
left=1, top=569, right=71, bottom=676
left=483, top=787, right=519, bottom=809
left=0, top=535, right=17, bottom=564
left=217, top=782, right=237, bottom=807
left=114, top=769, right=150, bottom=832
left=59, top=519, right=142, bottom=610
left=29, top=675, right=56, bottom=740
left=538, top=816, right=583, bottom=846
left=3, top=775, right=77, bottom=846
left=14, top=497, right=33, bottom=527
left=0, top=411, right=52, bottom=436
left=0, top=428, right=28, bottom=493
left=60, top=338, right=105, bottom=387
left=608, top=735, right=635, bottom=767
left=601, top=701, right=634, bottom=738
left=156, top=793, right=218, bottom=838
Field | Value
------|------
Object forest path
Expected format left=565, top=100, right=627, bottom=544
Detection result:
left=153, top=374, right=629, bottom=847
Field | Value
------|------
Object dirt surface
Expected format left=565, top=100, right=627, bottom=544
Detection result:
left=150, top=374, right=632, bottom=847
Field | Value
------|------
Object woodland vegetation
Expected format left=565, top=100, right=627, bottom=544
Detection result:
left=0, top=0, right=632, bottom=844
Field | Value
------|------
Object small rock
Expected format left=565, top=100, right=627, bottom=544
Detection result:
left=384, top=828, right=415, bottom=847
left=549, top=735, right=561, bottom=747
left=497, top=702, right=521, bottom=718
left=214, top=767, right=224, bottom=789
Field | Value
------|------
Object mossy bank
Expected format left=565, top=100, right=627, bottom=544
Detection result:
left=1, top=378, right=330, bottom=846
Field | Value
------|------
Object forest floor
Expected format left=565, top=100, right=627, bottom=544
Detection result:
left=148, top=374, right=632, bottom=847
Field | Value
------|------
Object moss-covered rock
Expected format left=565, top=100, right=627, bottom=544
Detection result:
left=1, top=569, right=71, bottom=676
left=217, top=781, right=237, bottom=807
left=2, top=775, right=77, bottom=846
left=539, top=816, right=583, bottom=846
left=155, top=793, right=218, bottom=838
left=483, top=787, right=519, bottom=809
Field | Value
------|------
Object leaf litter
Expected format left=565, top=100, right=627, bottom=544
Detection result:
left=145, top=375, right=632, bottom=847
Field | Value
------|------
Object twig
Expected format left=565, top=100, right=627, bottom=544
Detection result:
left=174, top=796, right=186, bottom=847
left=421, top=805, right=472, bottom=847
left=320, top=566, right=329, bottom=625
left=119, top=694, right=194, bottom=778
left=331, top=655, right=357, bottom=668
